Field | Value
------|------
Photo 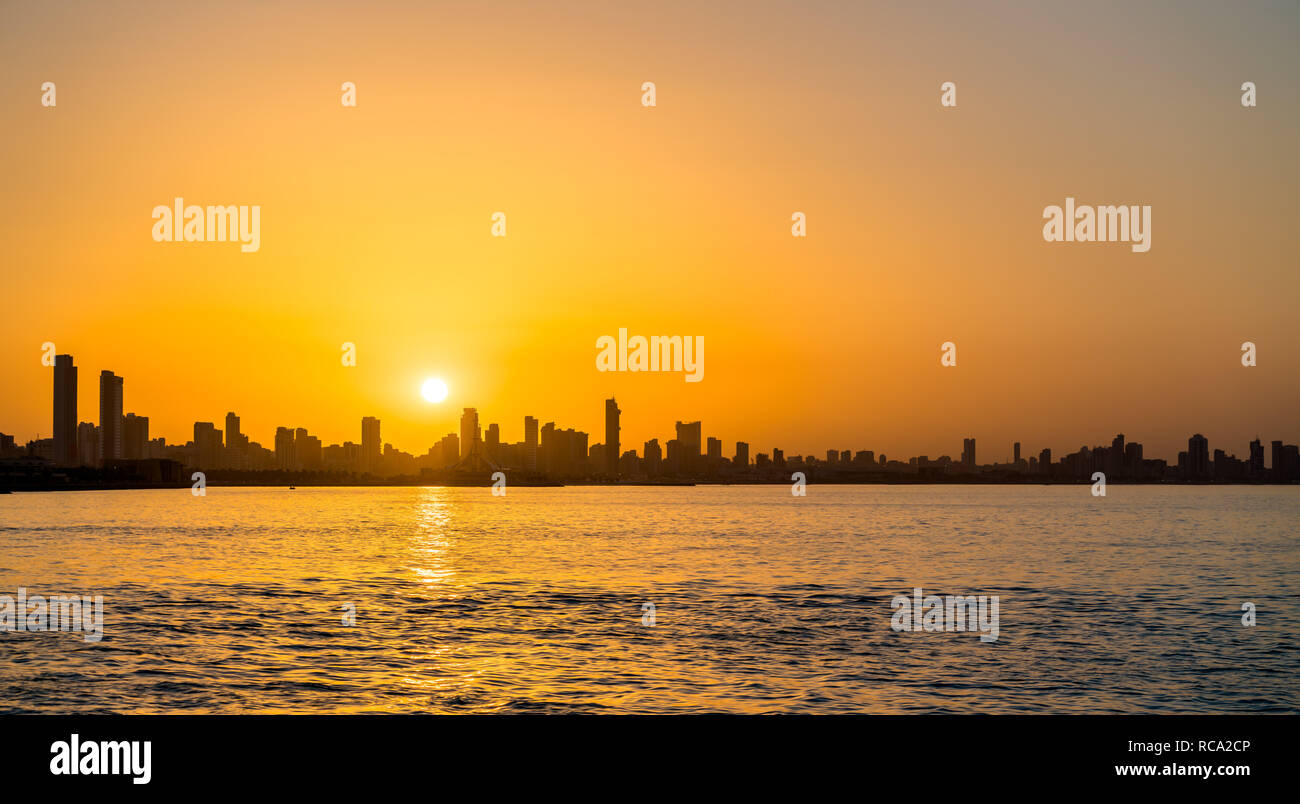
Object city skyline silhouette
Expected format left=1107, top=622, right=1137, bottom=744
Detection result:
left=4, top=351, right=1297, bottom=485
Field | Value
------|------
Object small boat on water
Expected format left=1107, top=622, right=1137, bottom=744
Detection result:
left=289, top=485, right=296, bottom=490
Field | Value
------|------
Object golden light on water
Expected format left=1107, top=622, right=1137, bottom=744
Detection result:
left=411, top=488, right=456, bottom=586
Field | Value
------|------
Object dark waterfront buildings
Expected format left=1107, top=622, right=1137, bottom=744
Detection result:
left=605, top=398, right=620, bottom=477
left=7, top=355, right=1300, bottom=485
left=52, top=354, right=77, bottom=465
left=98, top=370, right=123, bottom=464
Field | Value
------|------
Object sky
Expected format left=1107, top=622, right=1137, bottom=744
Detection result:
left=1, top=0, right=1297, bottom=463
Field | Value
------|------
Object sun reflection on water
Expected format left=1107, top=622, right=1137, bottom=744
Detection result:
left=408, top=487, right=456, bottom=586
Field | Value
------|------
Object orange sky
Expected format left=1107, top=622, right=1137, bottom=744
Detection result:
left=2, top=0, right=1297, bottom=462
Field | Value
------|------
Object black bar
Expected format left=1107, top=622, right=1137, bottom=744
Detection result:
left=9, top=714, right=1288, bottom=792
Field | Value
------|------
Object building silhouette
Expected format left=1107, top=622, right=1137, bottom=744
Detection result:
left=274, top=426, right=295, bottom=470
left=361, top=416, right=381, bottom=474
left=676, top=420, right=701, bottom=474
left=295, top=428, right=322, bottom=469
left=194, top=422, right=222, bottom=468
left=76, top=421, right=99, bottom=466
left=98, top=370, right=123, bottom=464
left=16, top=364, right=1300, bottom=485
left=52, top=354, right=77, bottom=465
left=605, top=398, right=620, bottom=477
left=1250, top=438, right=1265, bottom=478
left=1188, top=433, right=1210, bottom=479
left=123, top=413, right=149, bottom=459
left=524, top=416, right=538, bottom=472
left=460, top=408, right=479, bottom=459
left=643, top=438, right=661, bottom=476
left=224, top=412, right=246, bottom=467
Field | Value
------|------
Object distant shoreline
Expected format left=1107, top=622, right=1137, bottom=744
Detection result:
left=3, top=478, right=1296, bottom=493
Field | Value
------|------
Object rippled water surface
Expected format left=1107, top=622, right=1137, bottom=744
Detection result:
left=0, top=485, right=1296, bottom=713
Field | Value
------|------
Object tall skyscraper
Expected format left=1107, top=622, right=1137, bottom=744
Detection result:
left=1188, top=433, right=1210, bottom=479
left=962, top=437, right=976, bottom=468
left=460, top=408, right=479, bottom=459
left=734, top=441, right=749, bottom=468
left=98, top=370, right=123, bottom=464
left=1013, top=441, right=1021, bottom=464
left=605, top=398, right=620, bottom=476
left=53, top=354, right=77, bottom=465
left=224, top=412, right=243, bottom=468
left=1249, top=438, right=1265, bottom=478
left=225, top=412, right=241, bottom=446
left=675, top=420, right=701, bottom=473
left=524, top=415, right=538, bottom=471
left=361, top=416, right=381, bottom=474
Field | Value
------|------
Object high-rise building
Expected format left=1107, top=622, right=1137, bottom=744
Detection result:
left=1013, top=442, right=1021, bottom=464
left=1124, top=442, right=1143, bottom=476
left=961, top=437, right=976, bottom=468
left=734, top=441, right=749, bottom=468
left=605, top=398, right=620, bottom=476
left=485, top=423, right=500, bottom=461
left=123, top=413, right=149, bottom=459
left=675, top=420, right=701, bottom=474
left=53, top=354, right=77, bottom=465
left=194, top=422, right=223, bottom=468
left=707, top=437, right=722, bottom=462
left=524, top=416, right=539, bottom=471
left=460, top=408, right=479, bottom=459
left=540, top=422, right=556, bottom=474
left=98, top=371, right=123, bottom=464
left=223, top=412, right=244, bottom=468
left=1249, top=438, right=1265, bottom=478
left=225, top=411, right=241, bottom=444
left=643, top=438, right=662, bottom=475
left=664, top=439, right=684, bottom=475
left=675, top=421, right=701, bottom=453
left=275, top=427, right=295, bottom=470
left=295, top=428, right=322, bottom=469
left=361, top=416, right=381, bottom=474
left=77, top=422, right=99, bottom=467
left=439, top=433, right=460, bottom=469
left=1188, top=433, right=1210, bottom=479
left=1271, top=440, right=1284, bottom=481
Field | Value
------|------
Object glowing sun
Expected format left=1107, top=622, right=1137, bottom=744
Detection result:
left=421, top=377, right=449, bottom=403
